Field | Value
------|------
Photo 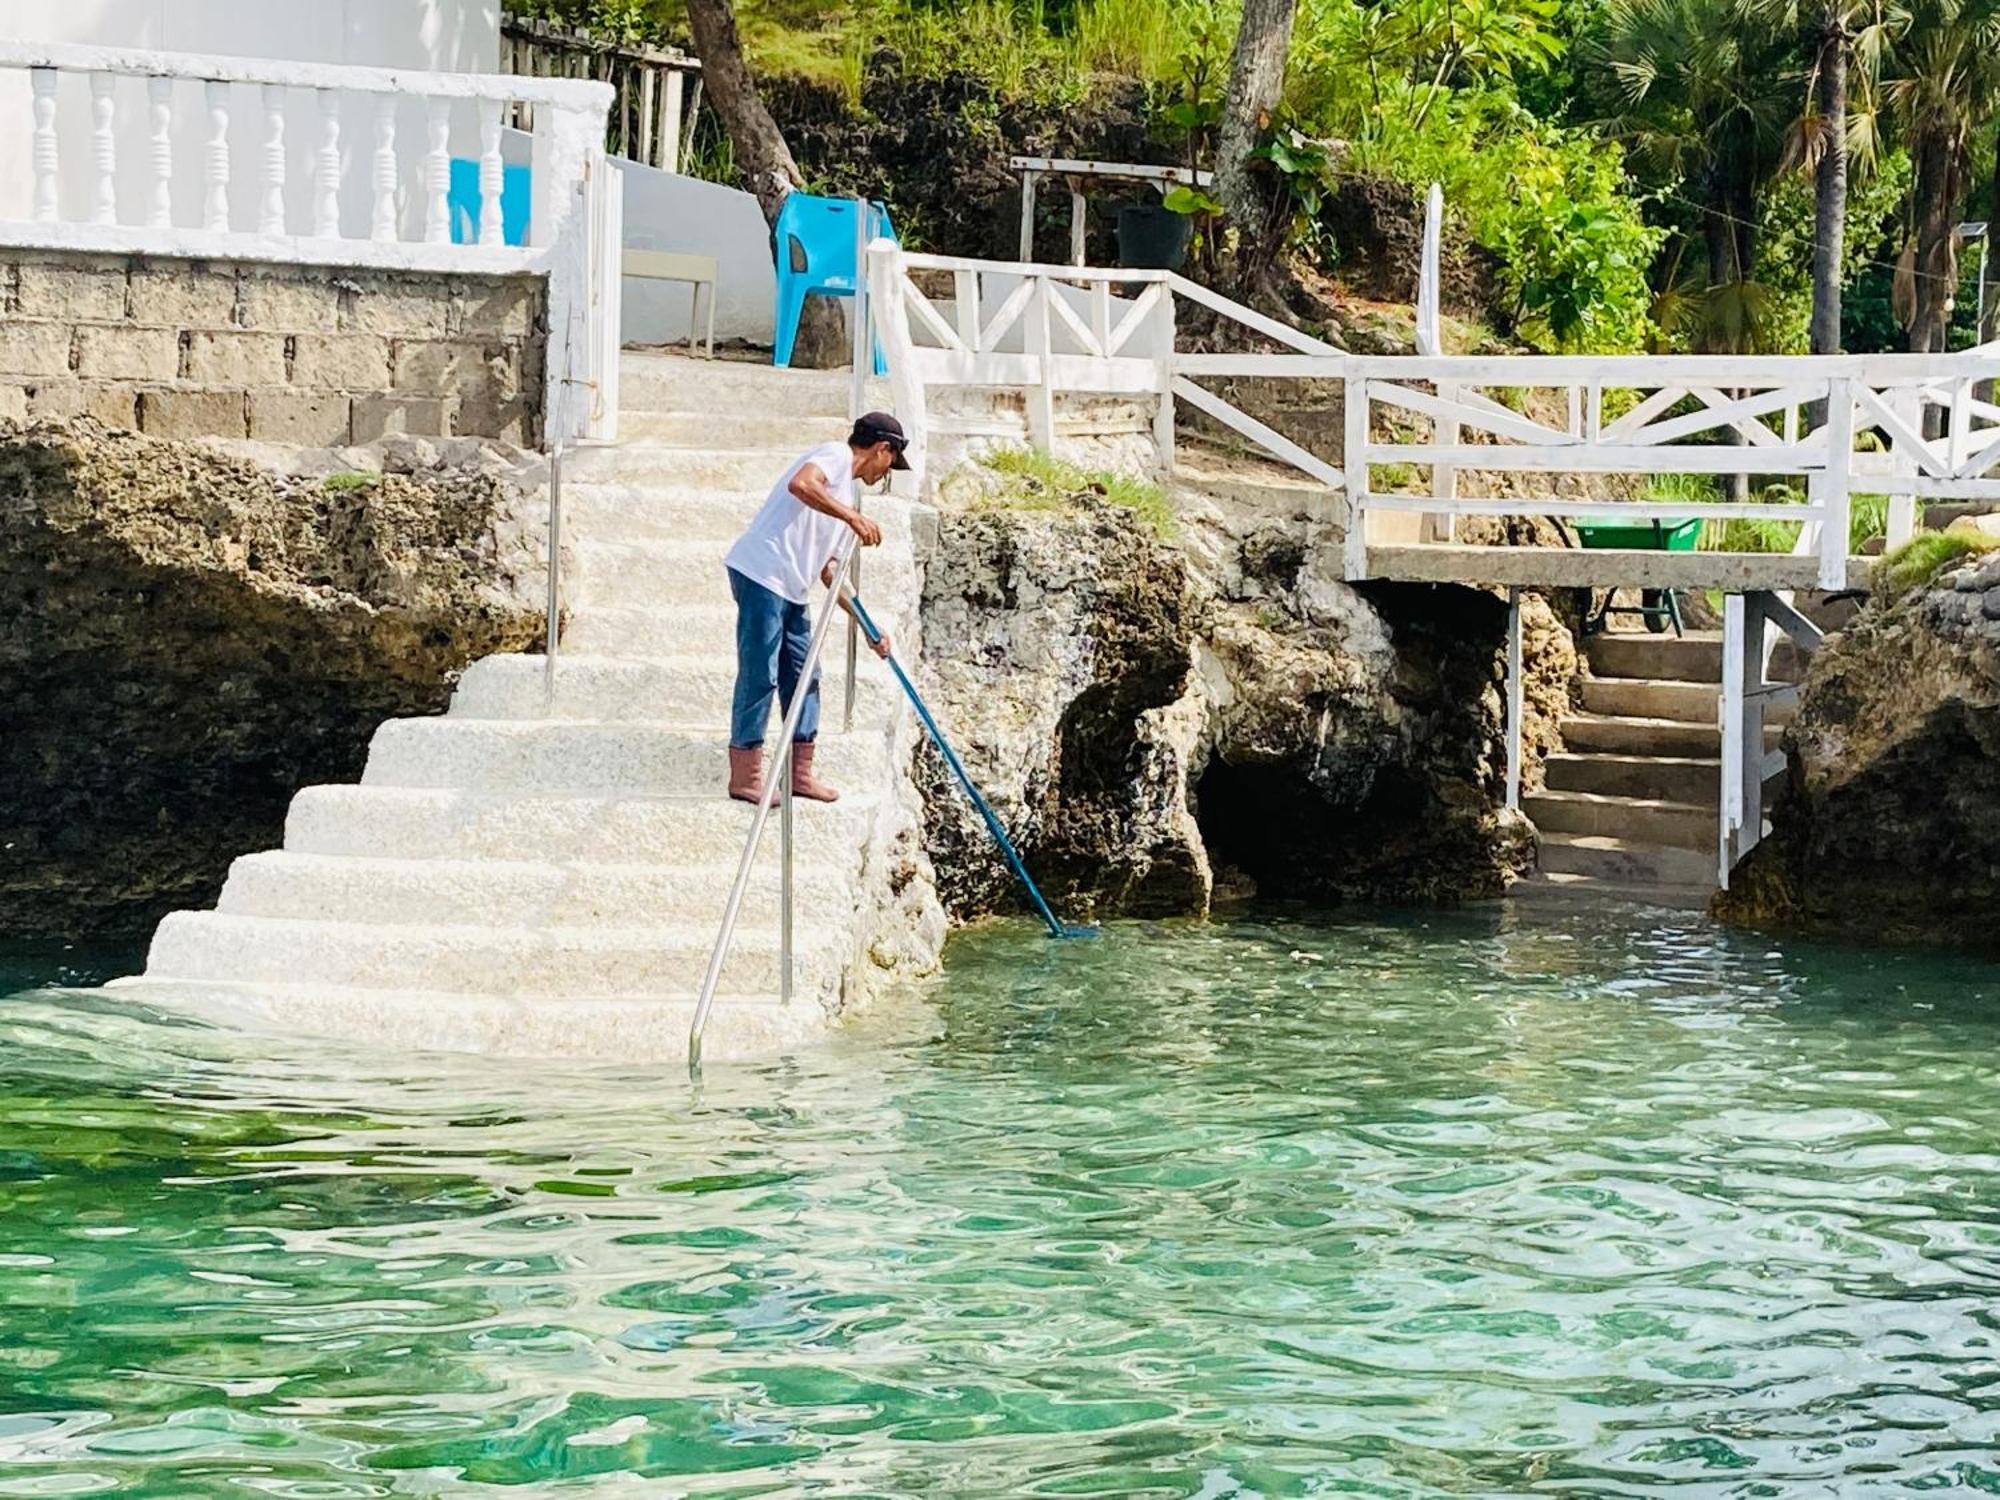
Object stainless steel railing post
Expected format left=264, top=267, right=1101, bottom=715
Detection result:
left=690, top=543, right=859, bottom=1073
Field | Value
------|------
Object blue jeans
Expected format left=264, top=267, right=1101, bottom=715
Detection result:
left=728, top=567, right=820, bottom=750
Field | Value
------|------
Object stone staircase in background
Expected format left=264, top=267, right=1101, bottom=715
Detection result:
left=117, top=352, right=925, bottom=1063
left=1522, top=629, right=1793, bottom=905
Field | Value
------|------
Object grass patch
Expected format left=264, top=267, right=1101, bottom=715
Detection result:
left=1874, top=530, right=2000, bottom=604
left=322, top=471, right=380, bottom=493
left=976, top=447, right=1173, bottom=537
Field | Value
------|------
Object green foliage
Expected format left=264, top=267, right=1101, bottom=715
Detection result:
left=976, top=447, right=1174, bottom=536
left=322, top=471, right=381, bottom=493
left=1875, top=528, right=2000, bottom=600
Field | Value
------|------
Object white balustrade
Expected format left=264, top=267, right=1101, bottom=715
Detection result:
left=0, top=40, right=617, bottom=449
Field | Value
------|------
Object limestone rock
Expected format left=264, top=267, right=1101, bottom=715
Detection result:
left=1717, top=568, right=2000, bottom=948
left=1, top=417, right=546, bottom=937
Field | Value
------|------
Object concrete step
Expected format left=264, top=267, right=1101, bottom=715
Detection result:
left=218, top=849, right=854, bottom=929
left=285, top=785, right=877, bottom=865
left=1168, top=461, right=1318, bottom=522
left=1535, top=830, right=1716, bottom=888
left=566, top=444, right=902, bottom=492
left=360, top=717, right=886, bottom=795
left=617, top=353, right=880, bottom=419
left=1560, top=712, right=1783, bottom=757
left=109, top=977, right=823, bottom=1062
left=1544, top=751, right=1719, bottom=806
left=1511, top=868, right=1712, bottom=910
left=1584, top=631, right=1805, bottom=685
left=452, top=653, right=898, bottom=724
left=1522, top=789, right=1713, bottom=852
left=614, top=409, right=865, bottom=450
left=1581, top=677, right=1721, bottom=723
left=562, top=603, right=738, bottom=656
left=571, top=538, right=918, bottom=610
left=144, top=911, right=840, bottom=1000
left=563, top=482, right=917, bottom=545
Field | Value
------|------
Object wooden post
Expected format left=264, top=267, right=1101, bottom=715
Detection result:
left=1069, top=184, right=1087, bottom=267
left=662, top=69, right=685, bottom=174
left=1152, top=286, right=1175, bottom=474
left=1018, top=170, right=1038, bottom=261
left=1026, top=275, right=1055, bottom=452
left=1505, top=587, right=1523, bottom=812
left=1719, top=591, right=1745, bottom=889
left=1343, top=378, right=1370, bottom=580
left=1819, top=377, right=1854, bottom=588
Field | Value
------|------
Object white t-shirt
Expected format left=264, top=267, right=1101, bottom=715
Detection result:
left=724, top=441, right=855, bottom=605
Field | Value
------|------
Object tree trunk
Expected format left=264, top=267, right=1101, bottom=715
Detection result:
left=684, top=0, right=847, bottom=367
left=1810, top=14, right=1847, bottom=359
left=1214, top=0, right=1299, bottom=285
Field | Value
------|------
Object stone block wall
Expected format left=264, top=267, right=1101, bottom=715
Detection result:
left=0, top=251, right=546, bottom=447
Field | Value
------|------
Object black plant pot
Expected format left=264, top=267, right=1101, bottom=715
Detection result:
left=1116, top=202, right=1192, bottom=271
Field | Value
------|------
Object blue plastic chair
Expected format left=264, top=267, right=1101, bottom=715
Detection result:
left=448, top=159, right=531, bottom=247
left=773, top=195, right=895, bottom=371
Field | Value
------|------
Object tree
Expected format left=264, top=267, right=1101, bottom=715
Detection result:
left=1214, top=0, right=1302, bottom=280
left=684, top=0, right=848, bottom=366
left=1885, top=0, right=2000, bottom=357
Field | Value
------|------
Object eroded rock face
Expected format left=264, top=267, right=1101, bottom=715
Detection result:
left=915, top=471, right=1569, bottom=921
left=1, top=419, right=545, bottom=937
left=1717, top=554, right=2000, bottom=948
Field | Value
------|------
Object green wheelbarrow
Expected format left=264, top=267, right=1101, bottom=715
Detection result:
left=1570, top=515, right=1701, bottom=638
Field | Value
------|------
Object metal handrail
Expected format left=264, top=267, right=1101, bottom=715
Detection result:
left=689, top=539, right=860, bottom=1073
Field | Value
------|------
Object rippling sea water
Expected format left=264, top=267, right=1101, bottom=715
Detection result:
left=3, top=903, right=2000, bottom=1496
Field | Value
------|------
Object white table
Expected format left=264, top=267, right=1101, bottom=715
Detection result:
left=1008, top=156, right=1215, bottom=266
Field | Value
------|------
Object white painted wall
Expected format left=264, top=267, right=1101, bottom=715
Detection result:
left=619, top=159, right=776, bottom=347
left=0, top=0, right=502, bottom=229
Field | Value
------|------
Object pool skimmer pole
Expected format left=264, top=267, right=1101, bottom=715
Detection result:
left=847, top=594, right=1096, bottom=940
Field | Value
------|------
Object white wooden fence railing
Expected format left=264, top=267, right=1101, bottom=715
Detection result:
left=0, top=41, right=618, bottom=446
left=865, top=241, right=2000, bottom=591
left=500, top=12, right=701, bottom=174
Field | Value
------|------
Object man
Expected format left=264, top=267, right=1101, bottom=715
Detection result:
left=722, top=411, right=908, bottom=805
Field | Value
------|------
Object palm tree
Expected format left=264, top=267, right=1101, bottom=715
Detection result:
left=1885, top=0, right=2000, bottom=355
left=1596, top=0, right=1797, bottom=352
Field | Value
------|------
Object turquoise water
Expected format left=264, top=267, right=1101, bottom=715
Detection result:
left=3, top=904, right=2000, bottom=1496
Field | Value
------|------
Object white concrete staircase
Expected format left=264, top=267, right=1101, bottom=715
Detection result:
left=115, top=352, right=933, bottom=1063
left=1523, top=629, right=1793, bottom=904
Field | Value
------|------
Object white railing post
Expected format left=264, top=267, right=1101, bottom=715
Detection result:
left=1719, top=592, right=1745, bottom=889
left=147, top=75, right=173, bottom=228
left=1026, top=274, right=1055, bottom=452
left=202, top=79, right=230, bottom=232
left=259, top=83, right=286, bottom=236
left=868, top=237, right=927, bottom=493
left=1343, top=377, right=1370, bottom=580
left=313, top=88, right=341, bottom=238
left=89, top=72, right=117, bottom=225
left=31, top=68, right=59, bottom=222
left=370, top=94, right=399, bottom=241
left=1505, top=586, right=1523, bottom=812
left=1888, top=385, right=1920, bottom=548
left=1153, top=284, right=1176, bottom=474
left=1819, top=377, right=1854, bottom=589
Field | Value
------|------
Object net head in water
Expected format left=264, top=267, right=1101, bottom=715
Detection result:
left=0, top=903, right=1997, bottom=1492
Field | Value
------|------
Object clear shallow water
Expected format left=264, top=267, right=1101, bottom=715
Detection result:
left=3, top=905, right=2000, bottom=1497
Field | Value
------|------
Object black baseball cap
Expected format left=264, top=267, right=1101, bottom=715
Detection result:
left=849, top=411, right=911, bottom=469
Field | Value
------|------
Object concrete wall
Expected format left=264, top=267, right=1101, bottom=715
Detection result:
left=0, top=248, right=544, bottom=444
left=619, top=161, right=776, bottom=347
left=1, top=0, right=503, bottom=231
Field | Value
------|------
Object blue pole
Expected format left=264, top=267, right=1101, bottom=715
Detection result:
left=848, top=595, right=1074, bottom=940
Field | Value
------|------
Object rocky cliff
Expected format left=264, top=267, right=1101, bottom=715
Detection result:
left=1717, top=547, right=2000, bottom=949
left=0, top=419, right=545, bottom=938
left=914, top=456, right=1574, bottom=920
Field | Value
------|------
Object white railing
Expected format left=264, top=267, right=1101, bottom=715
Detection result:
left=0, top=41, right=618, bottom=447
left=866, top=243, right=2000, bottom=590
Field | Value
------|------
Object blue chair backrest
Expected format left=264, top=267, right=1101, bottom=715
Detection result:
left=775, top=194, right=896, bottom=294
left=448, top=159, right=532, bottom=247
